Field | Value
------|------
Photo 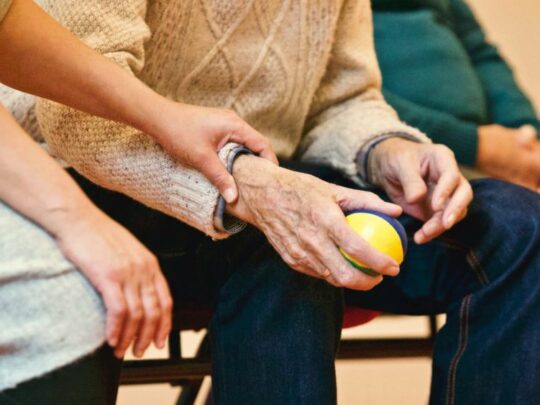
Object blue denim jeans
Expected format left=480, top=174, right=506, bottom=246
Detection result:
left=72, top=166, right=540, bottom=405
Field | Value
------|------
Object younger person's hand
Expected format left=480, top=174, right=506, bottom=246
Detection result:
left=151, top=103, right=278, bottom=203
left=49, top=203, right=173, bottom=359
left=478, top=124, right=540, bottom=191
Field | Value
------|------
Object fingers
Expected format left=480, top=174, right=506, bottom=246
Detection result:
left=196, top=153, right=239, bottom=204
left=414, top=179, right=472, bottom=244
left=335, top=187, right=402, bottom=217
left=299, top=229, right=384, bottom=290
left=133, top=283, right=160, bottom=357
left=431, top=170, right=461, bottom=212
left=397, top=161, right=428, bottom=204
left=115, top=283, right=143, bottom=358
left=414, top=211, right=443, bottom=244
left=153, top=272, right=173, bottom=348
left=101, top=284, right=127, bottom=348
left=517, top=125, right=537, bottom=148
left=441, top=178, right=473, bottom=229
left=317, top=237, right=384, bottom=291
left=326, top=212, right=400, bottom=277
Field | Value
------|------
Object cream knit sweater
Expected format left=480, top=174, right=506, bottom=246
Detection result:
left=36, top=0, right=430, bottom=239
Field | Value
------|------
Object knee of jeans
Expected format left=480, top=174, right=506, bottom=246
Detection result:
left=471, top=179, right=540, bottom=235
left=216, top=247, right=343, bottom=327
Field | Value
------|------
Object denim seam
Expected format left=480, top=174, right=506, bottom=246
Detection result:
left=465, top=250, right=490, bottom=286
left=437, top=237, right=490, bottom=287
left=445, top=294, right=472, bottom=405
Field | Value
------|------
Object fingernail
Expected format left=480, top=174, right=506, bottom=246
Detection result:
left=223, top=187, right=236, bottom=204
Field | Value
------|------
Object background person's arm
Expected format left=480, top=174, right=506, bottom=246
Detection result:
left=449, top=0, right=540, bottom=190
left=0, top=0, right=275, bottom=206
left=450, top=0, right=540, bottom=133
left=382, top=89, right=479, bottom=166
left=383, top=81, right=540, bottom=188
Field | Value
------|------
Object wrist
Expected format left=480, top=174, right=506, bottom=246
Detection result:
left=134, top=98, right=180, bottom=143
left=41, top=196, right=101, bottom=240
left=226, top=154, right=279, bottom=223
left=476, top=125, right=501, bottom=170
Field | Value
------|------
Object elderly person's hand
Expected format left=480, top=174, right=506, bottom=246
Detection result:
left=478, top=124, right=540, bottom=192
left=226, top=155, right=403, bottom=290
left=369, top=138, right=473, bottom=245
left=47, top=203, right=172, bottom=359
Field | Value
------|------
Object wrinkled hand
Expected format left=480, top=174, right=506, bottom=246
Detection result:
left=51, top=204, right=172, bottom=359
left=154, top=102, right=278, bottom=203
left=226, top=155, right=403, bottom=290
left=369, top=138, right=473, bottom=244
left=478, top=124, right=540, bottom=191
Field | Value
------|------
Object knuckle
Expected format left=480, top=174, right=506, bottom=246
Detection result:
left=107, top=261, right=130, bottom=280
left=189, top=148, right=207, bottom=166
left=147, top=308, right=161, bottom=322
left=288, top=245, right=306, bottom=262
left=335, top=271, right=355, bottom=287
left=130, top=307, right=144, bottom=321
left=436, top=144, right=455, bottom=159
left=162, top=297, right=173, bottom=312
left=145, top=253, right=159, bottom=269
left=112, top=303, right=127, bottom=317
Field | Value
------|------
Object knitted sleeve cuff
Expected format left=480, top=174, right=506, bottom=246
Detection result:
left=0, top=0, right=12, bottom=23
left=213, top=145, right=252, bottom=235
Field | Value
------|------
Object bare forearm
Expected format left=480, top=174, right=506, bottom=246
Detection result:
left=0, top=0, right=168, bottom=138
left=0, top=105, right=97, bottom=236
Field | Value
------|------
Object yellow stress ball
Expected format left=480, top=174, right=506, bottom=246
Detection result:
left=340, top=210, right=408, bottom=277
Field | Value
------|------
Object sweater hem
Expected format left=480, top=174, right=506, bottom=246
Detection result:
left=0, top=337, right=105, bottom=392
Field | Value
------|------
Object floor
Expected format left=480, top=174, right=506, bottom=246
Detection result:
left=118, top=315, right=439, bottom=404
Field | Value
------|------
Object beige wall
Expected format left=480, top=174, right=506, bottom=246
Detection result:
left=468, top=0, right=540, bottom=110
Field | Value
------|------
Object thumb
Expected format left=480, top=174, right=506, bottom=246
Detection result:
left=199, top=154, right=238, bottom=203
left=517, top=125, right=537, bottom=148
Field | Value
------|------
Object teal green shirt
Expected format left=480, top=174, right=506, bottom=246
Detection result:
left=372, top=0, right=540, bottom=166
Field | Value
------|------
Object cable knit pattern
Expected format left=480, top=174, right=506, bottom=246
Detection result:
left=0, top=0, right=433, bottom=390
left=34, top=0, right=430, bottom=239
